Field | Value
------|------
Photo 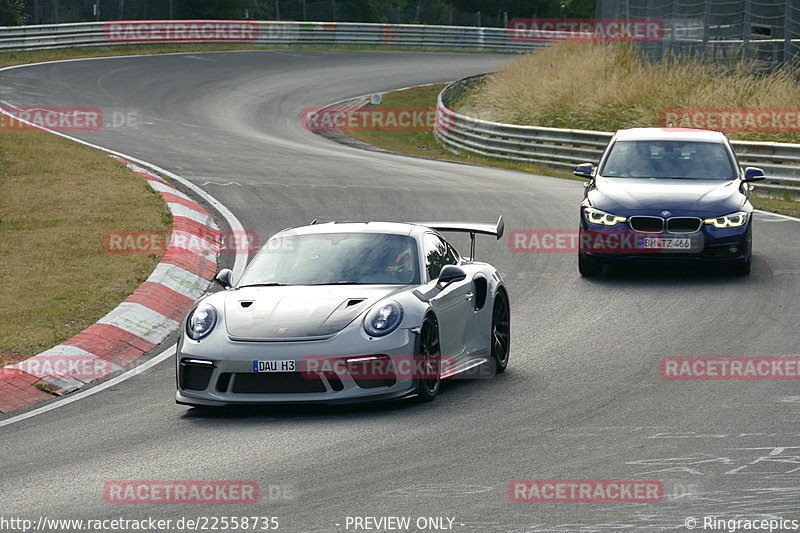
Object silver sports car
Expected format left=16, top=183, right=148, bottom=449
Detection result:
left=175, top=218, right=509, bottom=406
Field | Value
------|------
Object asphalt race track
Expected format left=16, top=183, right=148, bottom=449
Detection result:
left=1, top=50, right=800, bottom=532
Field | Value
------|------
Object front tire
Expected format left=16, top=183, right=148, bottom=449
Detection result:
left=491, top=290, right=510, bottom=374
left=579, top=253, right=603, bottom=277
left=415, top=315, right=441, bottom=402
left=730, top=254, right=751, bottom=276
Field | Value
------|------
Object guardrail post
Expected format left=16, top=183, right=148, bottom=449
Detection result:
left=785, top=0, right=793, bottom=64
left=743, top=0, right=752, bottom=61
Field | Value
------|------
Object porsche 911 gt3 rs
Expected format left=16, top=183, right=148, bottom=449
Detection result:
left=176, top=218, right=509, bottom=406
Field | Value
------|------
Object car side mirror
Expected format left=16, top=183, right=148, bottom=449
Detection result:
left=437, top=265, right=466, bottom=287
left=743, top=166, right=765, bottom=182
left=574, top=163, right=594, bottom=179
left=215, top=268, right=234, bottom=289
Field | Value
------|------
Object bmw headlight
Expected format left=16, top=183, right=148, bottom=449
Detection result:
left=584, top=206, right=628, bottom=226
left=704, top=211, right=748, bottom=228
left=364, top=301, right=404, bottom=337
left=186, top=302, right=217, bottom=340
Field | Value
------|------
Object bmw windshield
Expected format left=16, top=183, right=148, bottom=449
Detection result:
left=237, top=232, right=420, bottom=286
left=599, top=140, right=737, bottom=180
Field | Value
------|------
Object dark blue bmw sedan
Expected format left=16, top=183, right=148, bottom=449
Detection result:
left=574, top=128, right=765, bottom=276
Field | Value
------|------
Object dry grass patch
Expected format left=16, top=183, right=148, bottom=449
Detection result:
left=457, top=42, right=800, bottom=144
left=0, top=129, right=171, bottom=356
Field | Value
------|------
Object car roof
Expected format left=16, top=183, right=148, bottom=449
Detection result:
left=274, top=221, right=427, bottom=238
left=614, top=127, right=727, bottom=143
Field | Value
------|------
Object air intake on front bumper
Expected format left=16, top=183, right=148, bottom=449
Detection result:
left=231, top=373, right=327, bottom=394
left=179, top=359, right=214, bottom=391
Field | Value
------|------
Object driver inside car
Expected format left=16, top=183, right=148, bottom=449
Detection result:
left=383, top=245, right=415, bottom=283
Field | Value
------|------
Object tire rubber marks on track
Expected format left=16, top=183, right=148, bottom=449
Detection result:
left=628, top=449, right=800, bottom=476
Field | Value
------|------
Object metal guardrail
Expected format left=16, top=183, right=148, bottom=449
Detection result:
left=0, top=20, right=549, bottom=53
left=3, top=20, right=798, bottom=193
left=435, top=75, right=800, bottom=194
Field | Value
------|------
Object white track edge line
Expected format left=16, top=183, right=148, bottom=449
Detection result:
left=0, top=345, right=177, bottom=428
left=754, top=208, right=800, bottom=222
left=0, top=55, right=249, bottom=427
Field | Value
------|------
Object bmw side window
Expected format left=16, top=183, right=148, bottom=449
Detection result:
left=423, top=234, right=452, bottom=281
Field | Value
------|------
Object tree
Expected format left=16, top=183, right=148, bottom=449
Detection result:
left=451, top=0, right=595, bottom=18
left=417, top=0, right=454, bottom=25
left=176, top=0, right=272, bottom=20
left=341, top=0, right=407, bottom=23
left=1, top=0, right=26, bottom=25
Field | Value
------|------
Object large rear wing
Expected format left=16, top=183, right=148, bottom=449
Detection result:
left=416, top=216, right=504, bottom=260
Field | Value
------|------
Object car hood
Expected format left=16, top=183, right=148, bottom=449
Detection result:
left=223, top=285, right=406, bottom=341
left=589, top=177, right=745, bottom=215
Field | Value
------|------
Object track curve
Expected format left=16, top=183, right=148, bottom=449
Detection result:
left=1, top=50, right=800, bottom=531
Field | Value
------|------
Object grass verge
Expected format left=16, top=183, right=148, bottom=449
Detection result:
left=342, top=83, right=800, bottom=218
left=0, top=128, right=171, bottom=356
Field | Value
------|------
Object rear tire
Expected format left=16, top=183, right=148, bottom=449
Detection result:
left=491, top=290, right=510, bottom=374
left=415, top=315, right=441, bottom=402
left=579, top=253, right=603, bottom=277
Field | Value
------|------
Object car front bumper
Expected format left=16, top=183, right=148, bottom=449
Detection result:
left=579, top=218, right=752, bottom=263
left=176, top=326, right=423, bottom=406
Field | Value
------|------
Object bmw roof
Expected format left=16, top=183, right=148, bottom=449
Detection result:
left=613, top=127, right=728, bottom=143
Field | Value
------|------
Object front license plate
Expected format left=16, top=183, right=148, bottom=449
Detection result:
left=253, top=360, right=296, bottom=373
left=638, top=237, right=692, bottom=250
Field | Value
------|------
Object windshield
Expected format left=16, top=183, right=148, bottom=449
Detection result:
left=600, top=140, right=737, bottom=180
left=237, top=232, right=420, bottom=286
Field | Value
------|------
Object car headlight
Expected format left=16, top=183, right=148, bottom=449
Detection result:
left=363, top=301, right=404, bottom=337
left=186, top=302, right=217, bottom=340
left=584, top=206, right=628, bottom=226
left=704, top=211, right=748, bottom=228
